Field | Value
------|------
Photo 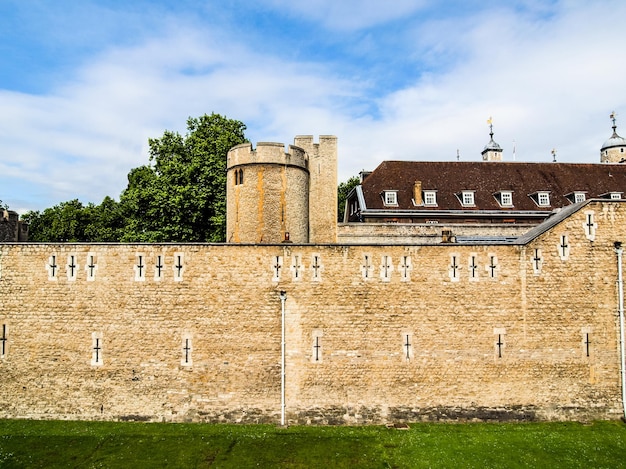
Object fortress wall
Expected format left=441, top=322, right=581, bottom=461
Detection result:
left=0, top=201, right=624, bottom=424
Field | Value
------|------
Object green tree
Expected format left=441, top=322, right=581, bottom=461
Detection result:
left=23, top=199, right=90, bottom=242
left=24, top=197, right=124, bottom=243
left=337, top=176, right=360, bottom=222
left=84, top=196, right=125, bottom=242
left=119, top=113, right=248, bottom=242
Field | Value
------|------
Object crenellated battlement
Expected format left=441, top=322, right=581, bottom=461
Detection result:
left=227, top=141, right=308, bottom=170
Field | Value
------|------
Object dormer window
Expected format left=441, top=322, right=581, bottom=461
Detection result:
left=599, top=192, right=623, bottom=200
left=383, top=191, right=398, bottom=206
left=423, top=191, right=437, bottom=206
left=530, top=191, right=551, bottom=207
left=459, top=191, right=475, bottom=207
left=495, top=191, right=513, bottom=207
left=565, top=192, right=587, bottom=204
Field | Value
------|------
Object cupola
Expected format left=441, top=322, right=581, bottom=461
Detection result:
left=601, top=112, right=626, bottom=163
left=481, top=117, right=503, bottom=161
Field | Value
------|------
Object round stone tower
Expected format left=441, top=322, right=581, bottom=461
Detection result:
left=601, top=112, right=626, bottom=163
left=226, top=141, right=309, bottom=243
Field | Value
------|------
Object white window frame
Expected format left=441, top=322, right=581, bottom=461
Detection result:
left=611, top=192, right=622, bottom=200
left=537, top=192, right=550, bottom=206
left=383, top=191, right=398, bottom=206
left=574, top=192, right=586, bottom=203
left=461, top=191, right=475, bottom=207
left=423, top=191, right=437, bottom=206
left=499, top=191, right=513, bottom=207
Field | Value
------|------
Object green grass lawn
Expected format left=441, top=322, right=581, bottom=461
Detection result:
left=0, top=419, right=624, bottom=468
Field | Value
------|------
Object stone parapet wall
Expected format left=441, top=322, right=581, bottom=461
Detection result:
left=0, top=200, right=624, bottom=424
left=338, top=222, right=531, bottom=244
left=227, top=142, right=308, bottom=169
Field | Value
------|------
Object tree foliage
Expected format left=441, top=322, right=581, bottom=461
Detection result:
left=23, top=197, right=124, bottom=242
left=119, top=113, right=248, bottom=242
left=337, top=176, right=360, bottom=222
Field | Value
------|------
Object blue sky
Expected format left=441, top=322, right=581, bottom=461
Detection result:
left=1, top=0, right=625, bottom=212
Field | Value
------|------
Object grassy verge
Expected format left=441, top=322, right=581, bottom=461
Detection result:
left=0, top=419, right=624, bottom=468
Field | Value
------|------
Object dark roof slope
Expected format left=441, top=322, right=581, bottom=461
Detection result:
left=361, top=161, right=626, bottom=212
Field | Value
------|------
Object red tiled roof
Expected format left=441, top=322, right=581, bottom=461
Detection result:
left=359, top=161, right=626, bottom=212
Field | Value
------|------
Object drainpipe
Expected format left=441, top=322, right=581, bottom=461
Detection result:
left=279, top=291, right=287, bottom=426
left=614, top=242, right=626, bottom=420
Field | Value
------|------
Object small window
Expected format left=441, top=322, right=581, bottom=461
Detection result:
left=499, top=191, right=513, bottom=207
left=461, top=191, right=475, bottom=206
left=383, top=191, right=398, bottom=206
left=574, top=192, right=586, bottom=203
left=537, top=192, right=550, bottom=206
left=611, top=192, right=622, bottom=200
left=424, top=191, right=437, bottom=206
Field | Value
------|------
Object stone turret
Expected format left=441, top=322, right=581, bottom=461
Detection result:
left=226, top=136, right=337, bottom=244
left=294, top=135, right=337, bottom=244
left=227, top=141, right=309, bottom=244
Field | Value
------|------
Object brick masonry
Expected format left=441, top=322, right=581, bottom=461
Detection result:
left=0, top=200, right=624, bottom=424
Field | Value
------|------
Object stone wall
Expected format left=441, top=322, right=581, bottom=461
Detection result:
left=0, top=200, right=624, bottom=424
left=338, top=222, right=531, bottom=244
left=295, top=135, right=338, bottom=244
left=0, top=211, right=27, bottom=242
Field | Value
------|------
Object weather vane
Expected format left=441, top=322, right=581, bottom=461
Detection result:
left=551, top=148, right=557, bottom=163
left=611, top=111, right=618, bottom=131
left=487, top=116, right=494, bottom=138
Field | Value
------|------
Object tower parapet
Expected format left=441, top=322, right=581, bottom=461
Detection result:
left=227, top=142, right=308, bottom=169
